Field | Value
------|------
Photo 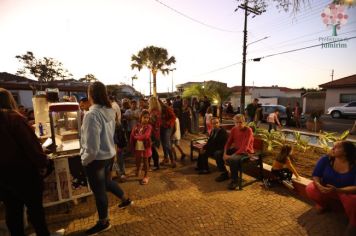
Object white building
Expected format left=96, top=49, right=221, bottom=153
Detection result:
left=319, top=74, right=356, bottom=111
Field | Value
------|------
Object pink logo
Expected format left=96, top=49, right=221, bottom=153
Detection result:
left=321, top=3, right=348, bottom=36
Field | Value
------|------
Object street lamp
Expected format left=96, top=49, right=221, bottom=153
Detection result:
left=170, top=68, right=176, bottom=95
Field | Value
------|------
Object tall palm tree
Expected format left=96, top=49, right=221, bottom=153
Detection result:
left=131, top=46, right=176, bottom=97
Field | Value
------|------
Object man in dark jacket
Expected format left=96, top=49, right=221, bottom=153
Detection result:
left=196, top=117, right=228, bottom=174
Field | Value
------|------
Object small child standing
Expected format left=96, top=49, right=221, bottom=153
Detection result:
left=130, top=110, right=152, bottom=185
left=205, top=107, right=213, bottom=135
left=263, top=144, right=300, bottom=189
left=171, top=116, right=186, bottom=164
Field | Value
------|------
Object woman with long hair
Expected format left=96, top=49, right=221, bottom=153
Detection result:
left=306, top=141, right=356, bottom=235
left=148, top=96, right=161, bottom=170
left=0, top=88, right=50, bottom=236
left=81, top=82, right=132, bottom=235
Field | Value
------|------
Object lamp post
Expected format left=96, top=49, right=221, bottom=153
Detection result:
left=170, top=68, right=176, bottom=95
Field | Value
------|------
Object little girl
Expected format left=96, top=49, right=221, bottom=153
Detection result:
left=263, top=144, right=300, bottom=189
left=130, top=110, right=152, bottom=185
left=205, top=107, right=213, bottom=135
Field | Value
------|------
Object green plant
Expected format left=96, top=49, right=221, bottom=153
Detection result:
left=255, top=129, right=285, bottom=152
left=293, top=131, right=310, bottom=152
left=318, top=130, right=350, bottom=152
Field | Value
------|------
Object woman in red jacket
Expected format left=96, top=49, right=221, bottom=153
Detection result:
left=0, top=88, right=50, bottom=236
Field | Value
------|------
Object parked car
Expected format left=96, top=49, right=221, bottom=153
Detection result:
left=261, top=104, right=306, bottom=127
left=327, top=101, right=356, bottom=118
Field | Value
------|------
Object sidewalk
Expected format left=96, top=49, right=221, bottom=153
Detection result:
left=0, top=133, right=348, bottom=236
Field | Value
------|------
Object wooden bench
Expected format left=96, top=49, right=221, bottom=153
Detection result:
left=190, top=135, right=264, bottom=190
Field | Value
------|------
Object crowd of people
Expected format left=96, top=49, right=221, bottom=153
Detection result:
left=1, top=83, right=355, bottom=235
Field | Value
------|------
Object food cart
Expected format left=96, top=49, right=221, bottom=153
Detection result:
left=41, top=102, right=91, bottom=207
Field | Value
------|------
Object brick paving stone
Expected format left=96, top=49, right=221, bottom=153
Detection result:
left=0, top=133, right=349, bottom=236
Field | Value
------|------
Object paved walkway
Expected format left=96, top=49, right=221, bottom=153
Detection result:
left=0, top=134, right=348, bottom=236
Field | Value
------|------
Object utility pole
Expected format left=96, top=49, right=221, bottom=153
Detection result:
left=331, top=69, right=334, bottom=81
left=238, top=0, right=262, bottom=114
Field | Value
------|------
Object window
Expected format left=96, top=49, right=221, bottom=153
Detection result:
left=347, top=102, right=356, bottom=107
left=340, top=94, right=356, bottom=103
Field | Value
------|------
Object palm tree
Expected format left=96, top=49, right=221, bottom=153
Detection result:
left=131, top=46, right=176, bottom=97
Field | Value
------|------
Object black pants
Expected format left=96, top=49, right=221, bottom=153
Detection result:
left=0, top=169, right=49, bottom=236
left=271, top=168, right=292, bottom=181
left=151, top=146, right=159, bottom=168
left=197, top=150, right=225, bottom=171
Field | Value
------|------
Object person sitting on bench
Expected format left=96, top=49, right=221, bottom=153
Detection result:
left=215, top=114, right=254, bottom=190
left=306, top=141, right=356, bottom=235
left=196, top=117, right=228, bottom=174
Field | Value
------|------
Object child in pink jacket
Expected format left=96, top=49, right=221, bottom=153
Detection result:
left=130, top=110, right=152, bottom=185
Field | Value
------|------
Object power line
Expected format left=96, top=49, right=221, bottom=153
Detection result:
left=249, top=1, right=328, bottom=36
left=193, top=35, right=355, bottom=77
left=251, top=36, right=356, bottom=61
left=194, top=61, right=242, bottom=77
left=249, top=25, right=356, bottom=55
left=153, top=0, right=241, bottom=33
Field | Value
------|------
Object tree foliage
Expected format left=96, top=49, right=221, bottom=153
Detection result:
left=79, top=74, right=98, bottom=83
left=183, top=81, right=232, bottom=119
left=16, top=51, right=72, bottom=83
left=131, top=45, right=176, bottom=97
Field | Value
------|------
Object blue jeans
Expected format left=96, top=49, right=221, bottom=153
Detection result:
left=116, top=149, right=125, bottom=175
left=85, top=158, right=124, bottom=220
left=225, top=153, right=249, bottom=182
left=160, top=127, right=173, bottom=159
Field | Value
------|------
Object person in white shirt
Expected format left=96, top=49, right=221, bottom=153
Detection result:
left=171, top=111, right=186, bottom=162
left=124, top=100, right=140, bottom=133
left=267, top=109, right=281, bottom=132
left=109, top=96, right=121, bottom=124
left=81, top=82, right=132, bottom=235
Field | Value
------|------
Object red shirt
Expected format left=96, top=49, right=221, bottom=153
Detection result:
left=225, top=126, right=254, bottom=154
left=161, top=106, right=176, bottom=128
left=150, top=108, right=161, bottom=139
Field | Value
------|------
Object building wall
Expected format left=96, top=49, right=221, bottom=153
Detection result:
left=324, top=87, right=356, bottom=111
left=258, top=97, right=278, bottom=105
left=230, top=93, right=252, bottom=110
left=303, top=97, right=325, bottom=114
left=10, top=90, right=33, bottom=108
left=250, top=88, right=301, bottom=98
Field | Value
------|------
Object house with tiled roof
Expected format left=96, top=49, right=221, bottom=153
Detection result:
left=0, top=72, right=89, bottom=108
left=319, top=74, right=356, bottom=112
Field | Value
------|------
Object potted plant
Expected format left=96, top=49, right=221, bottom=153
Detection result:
left=306, top=110, right=323, bottom=132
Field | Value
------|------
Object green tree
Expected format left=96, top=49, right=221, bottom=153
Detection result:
left=79, top=74, right=98, bottom=83
left=183, top=81, right=232, bottom=120
left=16, top=51, right=72, bottom=83
left=131, top=46, right=176, bottom=97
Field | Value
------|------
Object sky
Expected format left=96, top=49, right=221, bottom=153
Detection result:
left=0, top=0, right=355, bottom=95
